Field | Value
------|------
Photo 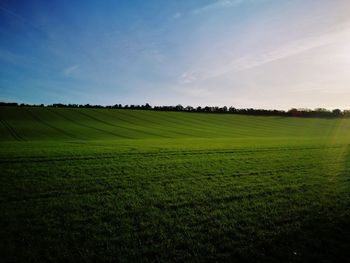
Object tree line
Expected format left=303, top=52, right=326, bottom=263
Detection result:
left=1, top=102, right=349, bottom=118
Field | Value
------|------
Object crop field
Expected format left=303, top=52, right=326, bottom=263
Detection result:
left=1, top=106, right=350, bottom=262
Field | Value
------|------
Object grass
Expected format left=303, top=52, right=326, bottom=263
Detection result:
left=1, top=106, right=350, bottom=262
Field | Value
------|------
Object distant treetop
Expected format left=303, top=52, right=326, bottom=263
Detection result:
left=0, top=102, right=348, bottom=118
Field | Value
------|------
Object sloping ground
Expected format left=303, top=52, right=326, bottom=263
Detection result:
left=1, top=107, right=350, bottom=262
left=1, top=106, right=350, bottom=141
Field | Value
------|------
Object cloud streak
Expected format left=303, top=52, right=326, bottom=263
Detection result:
left=179, top=24, right=350, bottom=85
left=193, top=0, right=244, bottom=14
left=172, top=12, right=182, bottom=19
left=1, top=0, right=350, bottom=109
left=0, top=5, right=43, bottom=32
left=63, top=65, right=79, bottom=76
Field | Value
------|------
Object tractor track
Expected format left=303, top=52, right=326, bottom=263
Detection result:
left=0, top=119, right=25, bottom=141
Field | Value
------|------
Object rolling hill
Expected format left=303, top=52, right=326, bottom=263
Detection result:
left=1, top=106, right=350, bottom=262
left=1, top=106, right=350, bottom=141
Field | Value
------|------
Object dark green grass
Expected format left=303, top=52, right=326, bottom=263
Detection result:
left=1, top=107, right=350, bottom=262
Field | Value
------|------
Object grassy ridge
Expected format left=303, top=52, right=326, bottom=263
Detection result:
left=1, top=107, right=350, bottom=262
left=1, top=106, right=350, bottom=141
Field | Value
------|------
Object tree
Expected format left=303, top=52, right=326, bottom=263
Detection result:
left=175, top=104, right=183, bottom=111
left=288, top=108, right=300, bottom=117
left=332, top=109, right=342, bottom=116
left=144, top=103, right=152, bottom=109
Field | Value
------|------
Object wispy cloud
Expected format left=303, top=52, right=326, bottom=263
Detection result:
left=179, top=25, right=350, bottom=85
left=0, top=49, right=25, bottom=65
left=193, top=0, right=244, bottom=14
left=172, top=12, right=182, bottom=19
left=0, top=48, right=47, bottom=69
left=63, top=65, right=79, bottom=76
left=0, top=5, right=43, bottom=32
left=179, top=73, right=197, bottom=84
left=2, top=0, right=350, bottom=108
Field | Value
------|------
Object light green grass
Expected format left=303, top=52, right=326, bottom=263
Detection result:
left=1, top=107, right=350, bottom=141
left=1, top=107, right=350, bottom=262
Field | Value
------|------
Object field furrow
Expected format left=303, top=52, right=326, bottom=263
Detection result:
left=1, top=107, right=350, bottom=262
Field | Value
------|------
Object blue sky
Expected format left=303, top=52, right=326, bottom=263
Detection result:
left=1, top=0, right=350, bottom=109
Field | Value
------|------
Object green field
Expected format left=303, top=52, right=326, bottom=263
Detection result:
left=1, top=106, right=350, bottom=262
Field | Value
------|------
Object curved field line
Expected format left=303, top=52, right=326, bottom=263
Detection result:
left=90, top=109, right=168, bottom=136
left=156, top=111, right=247, bottom=137
left=98, top=109, right=197, bottom=138
left=2, top=144, right=338, bottom=164
left=51, top=110, right=131, bottom=139
left=87, top=109, right=170, bottom=138
left=25, top=109, right=81, bottom=140
left=176, top=113, right=273, bottom=137
left=72, top=109, right=157, bottom=138
left=89, top=109, right=252, bottom=138
left=147, top=111, right=231, bottom=134
left=101, top=109, right=234, bottom=137
left=126, top=110, right=226, bottom=137
left=0, top=119, right=25, bottom=141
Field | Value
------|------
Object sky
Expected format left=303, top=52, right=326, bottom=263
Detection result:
left=0, top=0, right=350, bottom=109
